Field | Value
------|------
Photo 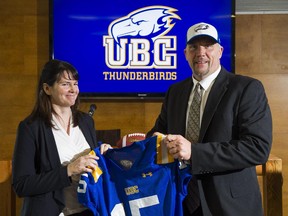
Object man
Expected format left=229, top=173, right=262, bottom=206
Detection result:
left=147, top=22, right=272, bottom=216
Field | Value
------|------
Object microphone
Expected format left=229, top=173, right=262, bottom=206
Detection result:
left=88, top=104, right=97, bottom=117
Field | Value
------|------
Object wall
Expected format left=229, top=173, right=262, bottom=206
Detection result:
left=235, top=14, right=288, bottom=215
left=0, top=0, right=287, bottom=214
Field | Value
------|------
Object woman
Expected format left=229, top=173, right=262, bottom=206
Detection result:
left=12, top=59, right=110, bottom=216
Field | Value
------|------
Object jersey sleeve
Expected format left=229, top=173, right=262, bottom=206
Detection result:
left=77, top=149, right=103, bottom=215
left=155, top=135, right=175, bottom=164
left=77, top=148, right=122, bottom=216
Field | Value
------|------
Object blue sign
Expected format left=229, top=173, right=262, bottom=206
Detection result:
left=51, top=0, right=234, bottom=98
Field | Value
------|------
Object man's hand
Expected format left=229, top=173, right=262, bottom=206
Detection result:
left=165, top=134, right=192, bottom=161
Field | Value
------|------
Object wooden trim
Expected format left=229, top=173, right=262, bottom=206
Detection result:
left=0, top=160, right=15, bottom=216
left=0, top=161, right=12, bottom=183
left=256, top=155, right=283, bottom=216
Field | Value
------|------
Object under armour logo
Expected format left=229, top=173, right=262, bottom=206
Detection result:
left=142, top=172, right=153, bottom=178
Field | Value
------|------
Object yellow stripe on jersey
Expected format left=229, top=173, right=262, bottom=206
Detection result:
left=156, top=135, right=174, bottom=164
left=89, top=150, right=103, bottom=183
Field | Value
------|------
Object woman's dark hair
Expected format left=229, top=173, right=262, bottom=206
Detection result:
left=28, top=59, right=81, bottom=127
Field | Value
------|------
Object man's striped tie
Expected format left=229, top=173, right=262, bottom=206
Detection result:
left=185, top=82, right=203, bottom=214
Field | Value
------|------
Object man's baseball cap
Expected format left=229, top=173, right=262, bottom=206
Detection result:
left=186, top=22, right=220, bottom=44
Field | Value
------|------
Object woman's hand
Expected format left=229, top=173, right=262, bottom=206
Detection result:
left=67, top=144, right=112, bottom=176
left=152, top=132, right=165, bottom=137
left=100, top=143, right=113, bottom=155
left=67, top=154, right=98, bottom=176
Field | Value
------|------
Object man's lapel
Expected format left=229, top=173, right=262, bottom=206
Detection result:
left=199, top=69, right=230, bottom=141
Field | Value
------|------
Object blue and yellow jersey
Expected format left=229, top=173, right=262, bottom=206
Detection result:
left=77, top=135, right=191, bottom=216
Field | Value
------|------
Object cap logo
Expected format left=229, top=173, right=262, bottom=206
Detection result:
left=195, top=24, right=209, bottom=32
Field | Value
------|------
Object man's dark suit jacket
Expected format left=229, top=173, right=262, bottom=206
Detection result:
left=147, top=67, right=272, bottom=216
left=12, top=112, right=97, bottom=216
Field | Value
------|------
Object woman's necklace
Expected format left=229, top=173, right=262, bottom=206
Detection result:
left=65, top=116, right=71, bottom=135
left=57, top=113, right=72, bottom=135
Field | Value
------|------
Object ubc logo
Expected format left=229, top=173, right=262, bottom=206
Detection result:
left=103, top=6, right=181, bottom=69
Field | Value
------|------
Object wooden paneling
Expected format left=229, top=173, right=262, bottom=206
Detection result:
left=235, top=15, right=262, bottom=75
left=0, top=1, right=287, bottom=214
left=236, top=15, right=288, bottom=75
left=236, top=14, right=288, bottom=215
left=79, top=101, right=162, bottom=138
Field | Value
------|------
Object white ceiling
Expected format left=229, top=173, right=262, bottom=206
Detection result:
left=236, top=0, right=288, bottom=14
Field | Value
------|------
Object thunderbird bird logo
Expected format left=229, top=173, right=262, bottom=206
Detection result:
left=109, top=6, right=180, bottom=46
